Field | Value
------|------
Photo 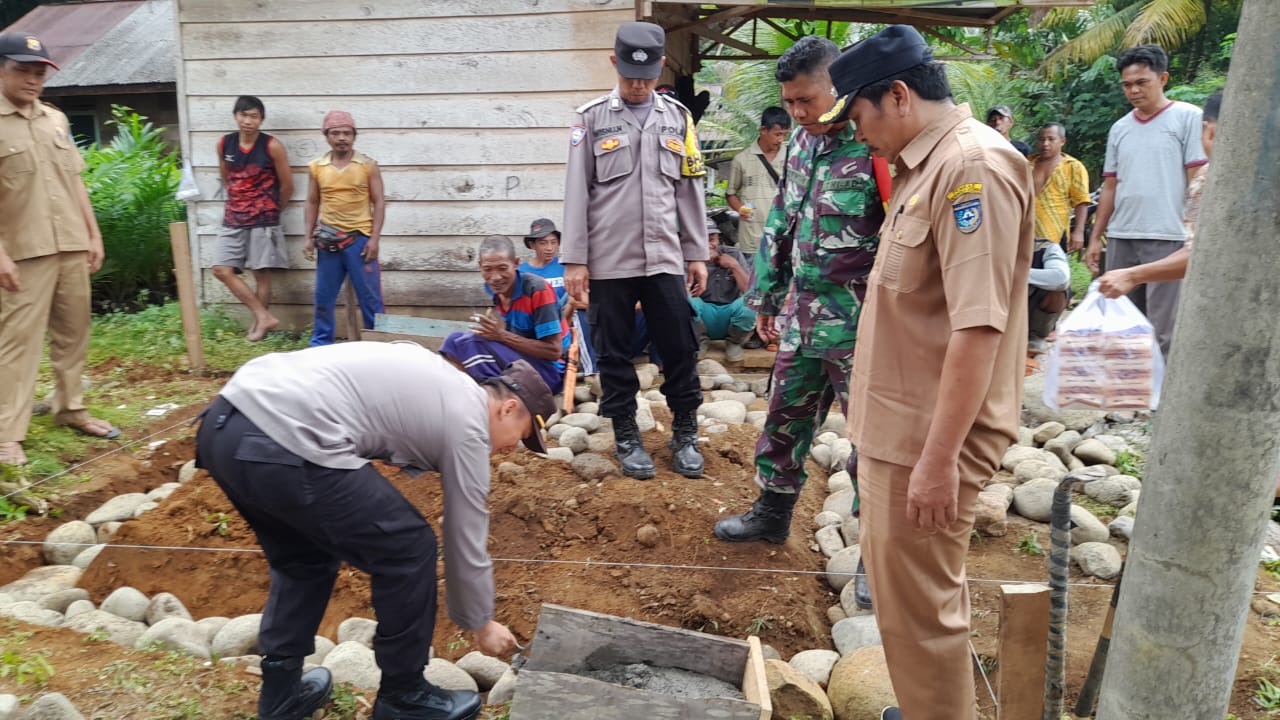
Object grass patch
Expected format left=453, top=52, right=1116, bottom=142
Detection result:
left=1075, top=495, right=1121, bottom=523
left=1068, top=254, right=1093, bottom=302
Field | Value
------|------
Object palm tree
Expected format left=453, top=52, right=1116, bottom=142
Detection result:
left=1043, top=0, right=1214, bottom=74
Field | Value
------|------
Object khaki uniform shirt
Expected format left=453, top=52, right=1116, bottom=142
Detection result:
left=561, top=88, right=709, bottom=279
left=0, top=96, right=90, bottom=262
left=848, top=104, right=1032, bottom=468
left=727, top=139, right=785, bottom=254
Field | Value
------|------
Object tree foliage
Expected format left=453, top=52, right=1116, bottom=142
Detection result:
left=81, top=106, right=185, bottom=311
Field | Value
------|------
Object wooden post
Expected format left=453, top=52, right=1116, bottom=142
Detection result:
left=343, top=280, right=361, bottom=341
left=997, top=584, right=1051, bottom=720
left=168, top=222, right=205, bottom=371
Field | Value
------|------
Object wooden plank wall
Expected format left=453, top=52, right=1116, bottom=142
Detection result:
left=176, top=0, right=635, bottom=328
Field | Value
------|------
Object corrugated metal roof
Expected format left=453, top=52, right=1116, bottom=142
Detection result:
left=4, top=0, right=174, bottom=89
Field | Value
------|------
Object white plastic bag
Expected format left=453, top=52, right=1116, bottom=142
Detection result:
left=175, top=158, right=201, bottom=201
left=1042, top=281, right=1165, bottom=411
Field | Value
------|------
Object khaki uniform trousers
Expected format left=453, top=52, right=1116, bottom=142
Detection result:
left=0, top=251, right=92, bottom=442
left=857, top=442, right=995, bottom=720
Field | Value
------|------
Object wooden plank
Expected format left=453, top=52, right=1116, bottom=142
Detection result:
left=997, top=584, right=1051, bottom=720
left=192, top=201, right=562, bottom=238
left=183, top=52, right=617, bottom=96
left=201, top=269, right=490, bottom=307
left=525, top=604, right=750, bottom=686
left=360, top=329, right=446, bottom=350
left=510, top=669, right=761, bottom=720
left=343, top=281, right=362, bottom=342
left=192, top=166, right=569, bottom=203
left=742, top=636, right=772, bottom=720
left=189, top=129, right=571, bottom=169
left=197, top=235, right=503, bottom=273
left=181, top=11, right=631, bottom=59
left=168, top=222, right=205, bottom=371
left=179, top=0, right=632, bottom=23
left=214, top=303, right=478, bottom=334
left=185, top=94, right=602, bottom=132
left=373, top=314, right=474, bottom=337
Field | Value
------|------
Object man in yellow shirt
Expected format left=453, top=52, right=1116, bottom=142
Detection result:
left=304, top=110, right=386, bottom=346
left=1030, top=123, right=1091, bottom=250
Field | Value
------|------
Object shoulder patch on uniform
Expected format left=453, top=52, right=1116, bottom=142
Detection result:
left=953, top=198, right=982, bottom=234
left=570, top=124, right=586, bottom=147
left=574, top=95, right=610, bottom=114
left=946, top=183, right=982, bottom=201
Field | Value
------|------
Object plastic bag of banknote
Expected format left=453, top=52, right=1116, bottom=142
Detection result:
left=1043, top=281, right=1165, bottom=411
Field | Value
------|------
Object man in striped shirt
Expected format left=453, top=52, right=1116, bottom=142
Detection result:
left=441, top=235, right=567, bottom=394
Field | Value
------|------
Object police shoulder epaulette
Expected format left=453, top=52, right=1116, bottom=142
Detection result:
left=575, top=95, right=611, bottom=114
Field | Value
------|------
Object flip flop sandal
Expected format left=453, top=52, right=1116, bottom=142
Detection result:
left=63, top=422, right=122, bottom=440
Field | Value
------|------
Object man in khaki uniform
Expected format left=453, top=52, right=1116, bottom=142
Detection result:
left=0, top=32, right=113, bottom=467
left=824, top=26, right=1032, bottom=720
left=726, top=106, right=790, bottom=258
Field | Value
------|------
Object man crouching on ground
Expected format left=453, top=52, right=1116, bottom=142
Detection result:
left=195, top=343, right=553, bottom=720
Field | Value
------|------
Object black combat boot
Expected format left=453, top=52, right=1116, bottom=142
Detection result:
left=258, top=655, right=333, bottom=720
left=713, top=490, right=797, bottom=544
left=373, top=673, right=481, bottom=720
left=612, top=415, right=656, bottom=479
left=854, top=557, right=873, bottom=610
left=669, top=409, right=704, bottom=478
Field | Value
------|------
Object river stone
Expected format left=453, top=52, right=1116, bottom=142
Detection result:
left=1017, top=426, right=1035, bottom=447
left=974, top=491, right=1009, bottom=537
left=487, top=668, right=518, bottom=705
left=71, top=544, right=105, bottom=570
left=146, top=482, right=181, bottom=502
left=838, top=572, right=874, bottom=620
left=85, top=493, right=150, bottom=524
left=712, top=373, right=736, bottom=389
left=136, top=618, right=211, bottom=658
left=1023, top=373, right=1107, bottom=431
left=811, top=444, right=834, bottom=471
left=1070, top=505, right=1110, bottom=545
left=177, top=459, right=198, bottom=483
left=815, top=525, right=845, bottom=558
left=635, top=404, right=656, bottom=433
left=63, top=610, right=147, bottom=646
left=1001, top=445, right=1043, bottom=473
left=832, top=615, right=882, bottom=656
left=826, top=544, right=862, bottom=592
left=211, top=613, right=263, bottom=657
left=585, top=433, right=614, bottom=453
left=789, top=649, right=840, bottom=689
left=547, top=424, right=569, bottom=440
left=823, top=489, right=855, bottom=521
left=545, top=447, right=574, bottom=462
left=131, top=501, right=159, bottom=518
left=827, top=646, right=897, bottom=720
left=815, top=432, right=838, bottom=447
left=828, top=605, right=847, bottom=625
left=96, top=522, right=122, bottom=544
left=749, top=377, right=769, bottom=395
left=1073, top=438, right=1116, bottom=466
left=1032, top=421, right=1066, bottom=445
left=840, top=516, right=860, bottom=548
left=424, top=658, right=478, bottom=692
left=145, top=592, right=193, bottom=625
left=456, top=651, right=509, bottom=691
left=338, top=617, right=377, bottom=648
left=557, top=426, right=589, bottom=454
left=635, top=368, right=656, bottom=390
left=558, top=413, right=602, bottom=432
left=1014, top=458, right=1066, bottom=484
left=1092, top=434, right=1130, bottom=454
left=1084, top=476, right=1141, bottom=507
left=574, top=385, right=594, bottom=404
left=1044, top=430, right=1083, bottom=466
left=1109, top=515, right=1135, bottom=541
left=764, top=659, right=834, bottom=720
left=830, top=439, right=854, bottom=472
left=570, top=453, right=620, bottom=482
left=324, top=641, right=381, bottom=689
left=21, top=693, right=84, bottom=720
left=2, top=601, right=63, bottom=627
left=306, top=636, right=336, bottom=666
left=38, top=588, right=89, bottom=614
left=64, top=600, right=94, bottom=619
left=100, top=587, right=149, bottom=622
left=988, top=469, right=1017, bottom=486
left=1012, top=478, right=1058, bottom=522
left=0, top=694, right=15, bottom=720
left=0, top=565, right=81, bottom=602
left=820, top=412, right=846, bottom=436
left=195, top=616, right=230, bottom=644
left=709, top=390, right=756, bottom=407
left=43, top=521, right=96, bottom=565
left=814, top=511, right=843, bottom=530
left=1072, top=542, right=1123, bottom=579
left=699, top=400, right=747, bottom=424
left=985, top=483, right=1014, bottom=510
left=696, top=358, right=727, bottom=376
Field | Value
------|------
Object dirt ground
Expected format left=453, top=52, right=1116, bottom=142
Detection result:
left=4, top=387, right=1280, bottom=718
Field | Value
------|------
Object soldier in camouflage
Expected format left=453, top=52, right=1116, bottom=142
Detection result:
left=715, top=37, right=883, bottom=610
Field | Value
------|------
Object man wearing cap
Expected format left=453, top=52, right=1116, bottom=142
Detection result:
left=986, top=105, right=1032, bottom=157
left=519, top=218, right=598, bottom=377
left=196, top=343, right=545, bottom=720
left=715, top=37, right=883, bottom=566
left=440, top=235, right=567, bottom=394
left=561, top=21, right=709, bottom=480
left=834, top=26, right=1032, bottom=720
left=691, top=218, right=754, bottom=362
left=304, top=110, right=385, bottom=346
left=0, top=32, right=117, bottom=468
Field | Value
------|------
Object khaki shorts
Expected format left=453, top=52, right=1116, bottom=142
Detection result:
left=214, top=225, right=288, bottom=272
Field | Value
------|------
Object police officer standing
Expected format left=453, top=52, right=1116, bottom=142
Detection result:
left=561, top=22, right=709, bottom=479
left=830, top=26, right=1033, bottom=720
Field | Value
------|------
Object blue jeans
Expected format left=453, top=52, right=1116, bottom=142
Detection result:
left=310, top=234, right=384, bottom=347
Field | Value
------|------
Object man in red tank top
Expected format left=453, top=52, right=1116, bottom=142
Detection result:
left=212, top=96, right=293, bottom=341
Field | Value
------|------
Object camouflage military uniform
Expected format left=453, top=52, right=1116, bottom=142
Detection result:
left=745, top=123, right=883, bottom=494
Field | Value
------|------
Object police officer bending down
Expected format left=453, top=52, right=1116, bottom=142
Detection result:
left=195, top=344, right=553, bottom=720
left=562, top=21, right=709, bottom=480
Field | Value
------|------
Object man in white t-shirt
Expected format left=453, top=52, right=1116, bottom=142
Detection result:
left=1084, top=44, right=1207, bottom=357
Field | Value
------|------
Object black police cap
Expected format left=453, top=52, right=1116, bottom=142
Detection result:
left=818, top=25, right=933, bottom=125
left=614, top=22, right=665, bottom=80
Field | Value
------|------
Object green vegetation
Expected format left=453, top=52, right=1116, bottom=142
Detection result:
left=1114, top=449, right=1145, bottom=477
left=0, top=497, right=28, bottom=523
left=746, top=616, right=773, bottom=634
left=1017, top=531, right=1045, bottom=557
left=1076, top=495, right=1121, bottom=523
left=0, top=648, right=54, bottom=686
left=329, top=684, right=363, bottom=719
left=1254, top=677, right=1280, bottom=711
left=207, top=512, right=232, bottom=538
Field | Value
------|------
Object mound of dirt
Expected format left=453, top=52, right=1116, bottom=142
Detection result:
left=79, top=421, right=837, bottom=660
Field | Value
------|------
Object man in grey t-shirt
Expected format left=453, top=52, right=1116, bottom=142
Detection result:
left=195, top=344, right=554, bottom=720
left=1085, top=44, right=1208, bottom=357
